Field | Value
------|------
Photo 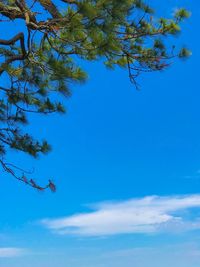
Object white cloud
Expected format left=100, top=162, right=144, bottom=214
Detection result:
left=0, top=247, right=27, bottom=258
left=41, top=195, right=200, bottom=237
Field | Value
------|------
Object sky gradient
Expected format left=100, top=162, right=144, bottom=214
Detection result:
left=0, top=0, right=200, bottom=266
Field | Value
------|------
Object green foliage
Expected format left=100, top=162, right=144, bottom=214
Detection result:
left=174, top=8, right=191, bottom=21
left=0, top=0, right=190, bottom=188
left=179, top=47, right=191, bottom=59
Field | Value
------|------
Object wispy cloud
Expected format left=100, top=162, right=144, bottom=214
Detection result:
left=0, top=247, right=27, bottom=258
left=41, top=195, right=200, bottom=237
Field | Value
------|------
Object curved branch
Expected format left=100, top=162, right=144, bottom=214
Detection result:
left=0, top=158, right=56, bottom=192
left=0, top=32, right=27, bottom=75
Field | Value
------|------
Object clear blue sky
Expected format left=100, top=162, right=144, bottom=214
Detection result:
left=0, top=0, right=200, bottom=266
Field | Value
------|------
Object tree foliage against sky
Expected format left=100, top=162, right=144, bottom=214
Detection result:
left=0, top=0, right=190, bottom=190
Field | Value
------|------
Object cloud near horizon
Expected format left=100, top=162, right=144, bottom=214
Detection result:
left=41, top=195, right=200, bottom=237
left=0, top=247, right=27, bottom=258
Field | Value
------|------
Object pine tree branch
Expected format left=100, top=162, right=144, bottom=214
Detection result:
left=0, top=33, right=27, bottom=75
left=0, top=158, right=56, bottom=192
left=0, top=3, right=24, bottom=20
left=37, top=0, right=62, bottom=18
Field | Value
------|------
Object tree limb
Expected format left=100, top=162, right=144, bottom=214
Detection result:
left=37, top=0, right=62, bottom=18
left=0, top=33, right=27, bottom=75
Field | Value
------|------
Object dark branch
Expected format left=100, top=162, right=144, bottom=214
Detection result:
left=0, top=32, right=27, bottom=75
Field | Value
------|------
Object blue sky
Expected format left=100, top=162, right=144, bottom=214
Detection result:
left=0, top=0, right=200, bottom=266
